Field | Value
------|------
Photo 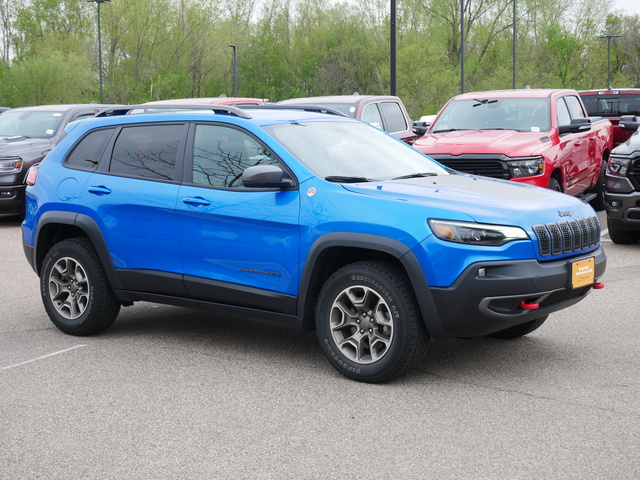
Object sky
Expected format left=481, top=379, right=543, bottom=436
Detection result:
left=614, top=0, right=640, bottom=16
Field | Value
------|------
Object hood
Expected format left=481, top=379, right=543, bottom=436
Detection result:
left=342, top=174, right=595, bottom=228
left=0, top=136, right=52, bottom=154
left=415, top=130, right=551, bottom=157
left=611, top=129, right=640, bottom=156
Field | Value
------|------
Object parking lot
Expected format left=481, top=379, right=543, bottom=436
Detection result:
left=1, top=211, right=638, bottom=479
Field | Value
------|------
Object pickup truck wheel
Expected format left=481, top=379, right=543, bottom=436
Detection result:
left=315, top=260, right=429, bottom=383
left=40, top=238, right=120, bottom=336
left=607, top=219, right=640, bottom=244
left=588, top=161, right=606, bottom=211
left=487, top=315, right=548, bottom=339
left=548, top=177, right=562, bottom=192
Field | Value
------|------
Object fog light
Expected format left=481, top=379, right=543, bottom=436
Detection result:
left=610, top=200, right=622, bottom=208
left=478, top=267, right=486, bottom=277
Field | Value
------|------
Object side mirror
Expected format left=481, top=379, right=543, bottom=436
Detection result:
left=412, top=121, right=429, bottom=136
left=558, top=117, right=591, bottom=134
left=242, top=165, right=294, bottom=189
left=619, top=115, right=640, bottom=131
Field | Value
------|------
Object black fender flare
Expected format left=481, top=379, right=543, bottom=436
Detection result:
left=33, top=211, right=123, bottom=291
left=297, top=232, right=447, bottom=339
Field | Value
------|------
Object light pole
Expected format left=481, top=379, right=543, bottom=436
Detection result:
left=86, top=0, right=111, bottom=103
left=512, top=0, right=516, bottom=89
left=460, top=0, right=465, bottom=93
left=390, top=0, right=396, bottom=96
left=598, top=34, right=620, bottom=90
left=228, top=45, right=238, bottom=97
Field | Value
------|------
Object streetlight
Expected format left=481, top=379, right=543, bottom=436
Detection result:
left=228, top=45, right=238, bottom=97
left=86, top=0, right=111, bottom=104
left=390, top=0, right=396, bottom=95
left=598, top=34, right=620, bottom=90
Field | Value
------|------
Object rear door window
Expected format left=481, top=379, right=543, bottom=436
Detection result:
left=108, top=124, right=185, bottom=181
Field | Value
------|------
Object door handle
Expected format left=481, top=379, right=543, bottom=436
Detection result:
left=182, top=196, right=211, bottom=206
left=87, top=186, right=112, bottom=195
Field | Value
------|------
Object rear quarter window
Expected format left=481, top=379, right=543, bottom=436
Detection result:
left=64, top=128, right=114, bottom=171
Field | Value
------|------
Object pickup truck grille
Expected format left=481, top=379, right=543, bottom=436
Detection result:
left=532, top=215, right=600, bottom=256
left=428, top=155, right=510, bottom=179
left=631, top=160, right=640, bottom=186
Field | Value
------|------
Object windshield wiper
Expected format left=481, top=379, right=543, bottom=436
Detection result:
left=325, top=176, right=371, bottom=183
left=432, top=128, right=466, bottom=133
left=391, top=172, right=439, bottom=180
left=472, top=99, right=498, bottom=107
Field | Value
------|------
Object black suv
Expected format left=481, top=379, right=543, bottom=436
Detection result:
left=0, top=104, right=111, bottom=218
left=604, top=116, right=640, bottom=243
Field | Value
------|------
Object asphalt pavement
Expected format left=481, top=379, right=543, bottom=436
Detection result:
left=1, top=211, right=638, bottom=479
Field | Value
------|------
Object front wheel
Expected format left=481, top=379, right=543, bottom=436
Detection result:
left=588, top=160, right=607, bottom=211
left=607, top=218, right=640, bottom=244
left=40, top=237, right=120, bottom=336
left=548, top=177, right=562, bottom=192
left=315, top=260, right=429, bottom=383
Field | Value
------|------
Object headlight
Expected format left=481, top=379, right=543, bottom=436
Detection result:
left=428, top=219, right=529, bottom=246
left=607, top=157, right=630, bottom=176
left=507, top=157, right=544, bottom=177
left=0, top=157, right=23, bottom=174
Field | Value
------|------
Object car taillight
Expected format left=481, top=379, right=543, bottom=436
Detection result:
left=26, top=164, right=40, bottom=186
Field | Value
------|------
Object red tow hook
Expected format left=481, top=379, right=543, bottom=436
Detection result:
left=593, top=283, right=605, bottom=289
left=519, top=300, right=540, bottom=310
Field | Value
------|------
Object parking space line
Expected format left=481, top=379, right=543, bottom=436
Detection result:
left=1, top=344, right=86, bottom=370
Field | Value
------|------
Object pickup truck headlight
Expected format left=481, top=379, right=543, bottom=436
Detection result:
left=428, top=219, right=529, bottom=246
left=607, top=157, right=630, bottom=176
left=507, top=157, right=544, bottom=177
left=0, top=157, right=23, bottom=174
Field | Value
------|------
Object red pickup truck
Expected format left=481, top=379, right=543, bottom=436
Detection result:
left=413, top=89, right=613, bottom=210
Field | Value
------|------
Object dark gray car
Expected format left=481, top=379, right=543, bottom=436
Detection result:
left=604, top=115, right=640, bottom=243
left=0, top=104, right=111, bottom=217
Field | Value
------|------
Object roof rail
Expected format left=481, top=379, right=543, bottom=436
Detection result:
left=242, top=104, right=349, bottom=117
left=94, top=104, right=253, bottom=119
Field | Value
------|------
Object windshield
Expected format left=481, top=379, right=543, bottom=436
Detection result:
left=0, top=110, right=65, bottom=138
left=432, top=98, right=551, bottom=133
left=264, top=121, right=448, bottom=180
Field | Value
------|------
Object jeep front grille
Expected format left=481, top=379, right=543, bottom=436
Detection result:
left=532, top=215, right=600, bottom=257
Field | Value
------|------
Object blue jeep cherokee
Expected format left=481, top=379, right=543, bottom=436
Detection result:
left=22, top=105, right=606, bottom=383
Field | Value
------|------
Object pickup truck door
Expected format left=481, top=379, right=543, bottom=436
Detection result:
left=176, top=123, right=301, bottom=309
left=556, top=95, right=591, bottom=196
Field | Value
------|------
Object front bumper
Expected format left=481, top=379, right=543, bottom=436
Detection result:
left=0, top=185, right=25, bottom=216
left=430, top=246, right=606, bottom=338
left=604, top=177, right=640, bottom=228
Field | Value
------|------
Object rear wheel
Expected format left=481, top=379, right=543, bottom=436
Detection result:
left=607, top=219, right=640, bottom=244
left=40, top=237, right=120, bottom=335
left=487, top=316, right=548, bottom=339
left=315, top=260, right=429, bottom=383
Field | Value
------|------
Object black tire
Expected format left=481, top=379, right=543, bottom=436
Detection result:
left=40, top=237, right=120, bottom=336
left=588, top=160, right=607, bottom=212
left=548, top=177, right=562, bottom=192
left=487, top=315, right=548, bottom=339
left=607, top=218, right=640, bottom=244
left=315, top=260, right=429, bottom=383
